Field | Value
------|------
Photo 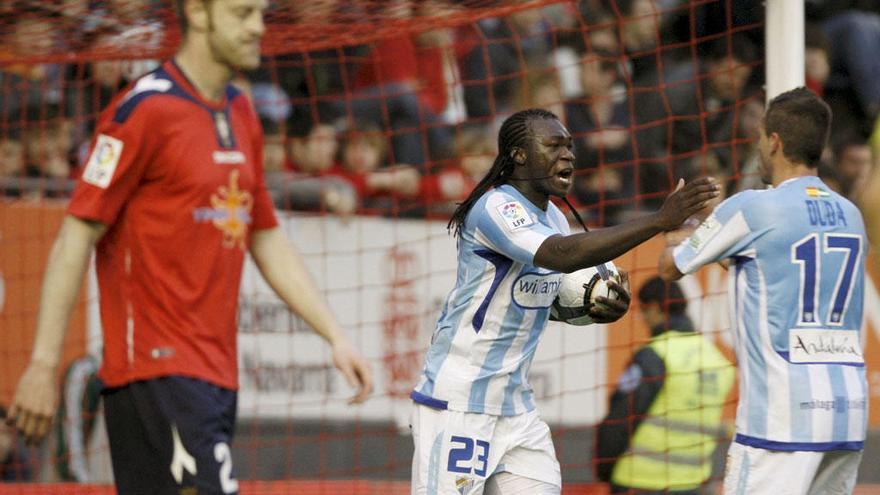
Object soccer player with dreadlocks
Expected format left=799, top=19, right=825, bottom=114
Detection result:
left=409, top=108, right=719, bottom=494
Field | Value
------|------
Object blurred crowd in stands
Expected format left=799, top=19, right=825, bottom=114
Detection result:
left=0, top=0, right=878, bottom=225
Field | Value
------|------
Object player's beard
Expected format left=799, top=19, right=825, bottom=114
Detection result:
left=206, top=13, right=259, bottom=72
left=206, top=31, right=244, bottom=72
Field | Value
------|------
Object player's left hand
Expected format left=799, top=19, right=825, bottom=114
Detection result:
left=331, top=339, right=374, bottom=404
left=588, top=271, right=631, bottom=323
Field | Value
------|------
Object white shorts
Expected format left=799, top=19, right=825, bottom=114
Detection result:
left=723, top=442, right=862, bottom=495
left=410, top=403, right=561, bottom=495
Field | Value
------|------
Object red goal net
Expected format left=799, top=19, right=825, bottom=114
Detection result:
left=6, top=1, right=876, bottom=494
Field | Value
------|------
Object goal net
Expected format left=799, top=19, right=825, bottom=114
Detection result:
left=1, top=0, right=877, bottom=493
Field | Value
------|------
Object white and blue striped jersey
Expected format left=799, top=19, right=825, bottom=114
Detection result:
left=412, top=184, right=570, bottom=416
left=674, top=176, right=867, bottom=451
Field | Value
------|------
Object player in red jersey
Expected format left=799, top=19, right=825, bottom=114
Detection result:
left=5, top=1, right=373, bottom=493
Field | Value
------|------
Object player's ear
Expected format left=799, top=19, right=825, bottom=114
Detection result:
left=769, top=132, right=782, bottom=156
left=510, top=148, right=526, bottom=165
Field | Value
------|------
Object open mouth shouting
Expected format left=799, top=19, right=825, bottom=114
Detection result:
left=556, top=167, right=574, bottom=187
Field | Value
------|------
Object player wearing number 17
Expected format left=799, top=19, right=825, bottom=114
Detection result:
left=660, top=87, right=867, bottom=495
left=5, top=1, right=372, bottom=494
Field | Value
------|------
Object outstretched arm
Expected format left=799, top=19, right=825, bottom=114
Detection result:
left=658, top=226, right=691, bottom=281
left=250, top=227, right=373, bottom=404
left=658, top=245, right=685, bottom=281
left=7, top=215, right=106, bottom=444
left=534, top=178, right=719, bottom=273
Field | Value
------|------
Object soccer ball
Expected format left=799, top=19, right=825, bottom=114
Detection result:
left=550, top=262, right=621, bottom=326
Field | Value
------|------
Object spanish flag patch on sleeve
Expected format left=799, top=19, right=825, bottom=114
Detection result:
left=805, top=186, right=830, bottom=197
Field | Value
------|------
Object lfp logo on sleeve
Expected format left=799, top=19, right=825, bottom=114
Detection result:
left=496, top=201, right=533, bottom=231
left=83, top=134, right=123, bottom=189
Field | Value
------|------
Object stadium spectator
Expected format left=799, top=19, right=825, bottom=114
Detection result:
left=64, top=26, right=138, bottom=168
left=574, top=1, right=724, bottom=92
left=0, top=105, right=74, bottom=198
left=248, top=82, right=291, bottom=172
left=5, top=3, right=373, bottom=495
left=103, top=0, right=163, bottom=26
left=79, top=26, right=131, bottom=98
left=338, top=122, right=389, bottom=178
left=733, top=97, right=767, bottom=193
left=268, top=171, right=359, bottom=217
left=60, top=0, right=164, bottom=113
left=410, top=0, right=468, bottom=126
left=251, top=0, right=369, bottom=99
left=818, top=157, right=845, bottom=196
left=331, top=121, right=422, bottom=212
left=275, top=104, right=359, bottom=215
left=0, top=133, right=25, bottom=179
left=262, top=132, right=286, bottom=174
left=559, top=2, right=620, bottom=83
left=452, top=126, right=496, bottom=183
left=346, top=37, right=442, bottom=168
left=54, top=0, right=108, bottom=49
left=489, top=70, right=565, bottom=139
left=285, top=105, right=342, bottom=176
left=410, top=108, right=718, bottom=494
left=563, top=48, right=634, bottom=225
left=590, top=0, right=716, bottom=88
left=458, top=6, right=556, bottom=119
left=346, top=0, right=457, bottom=169
left=642, top=34, right=757, bottom=159
left=660, top=87, right=867, bottom=494
left=672, top=0, right=763, bottom=59
left=676, top=149, right=728, bottom=196
left=512, top=71, right=566, bottom=125
left=97, top=0, right=165, bottom=82
left=0, top=406, right=32, bottom=482
left=0, top=12, right=65, bottom=129
left=566, top=50, right=630, bottom=168
left=805, top=23, right=831, bottom=97
left=595, top=276, right=734, bottom=495
left=278, top=106, right=348, bottom=208
left=634, top=34, right=758, bottom=204
left=419, top=125, right=496, bottom=216
left=22, top=105, right=73, bottom=181
left=572, top=2, right=619, bottom=52
left=832, top=132, right=873, bottom=201
left=615, top=0, right=662, bottom=85
left=822, top=8, right=880, bottom=140
left=0, top=127, right=31, bottom=198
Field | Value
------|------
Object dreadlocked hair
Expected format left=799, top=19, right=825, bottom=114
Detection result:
left=447, top=108, right=559, bottom=237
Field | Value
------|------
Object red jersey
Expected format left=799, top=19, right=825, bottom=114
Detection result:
left=419, top=167, right=475, bottom=204
left=68, top=61, right=278, bottom=390
left=352, top=35, right=450, bottom=115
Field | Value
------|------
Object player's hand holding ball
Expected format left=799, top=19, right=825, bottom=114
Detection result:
left=587, top=270, right=630, bottom=323
left=551, top=263, right=631, bottom=325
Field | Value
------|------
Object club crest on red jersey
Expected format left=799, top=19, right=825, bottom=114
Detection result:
left=208, top=169, right=253, bottom=250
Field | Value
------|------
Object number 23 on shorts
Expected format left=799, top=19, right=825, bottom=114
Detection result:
left=447, top=436, right=490, bottom=477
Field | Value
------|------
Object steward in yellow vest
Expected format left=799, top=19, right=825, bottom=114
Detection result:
left=595, top=276, right=734, bottom=494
